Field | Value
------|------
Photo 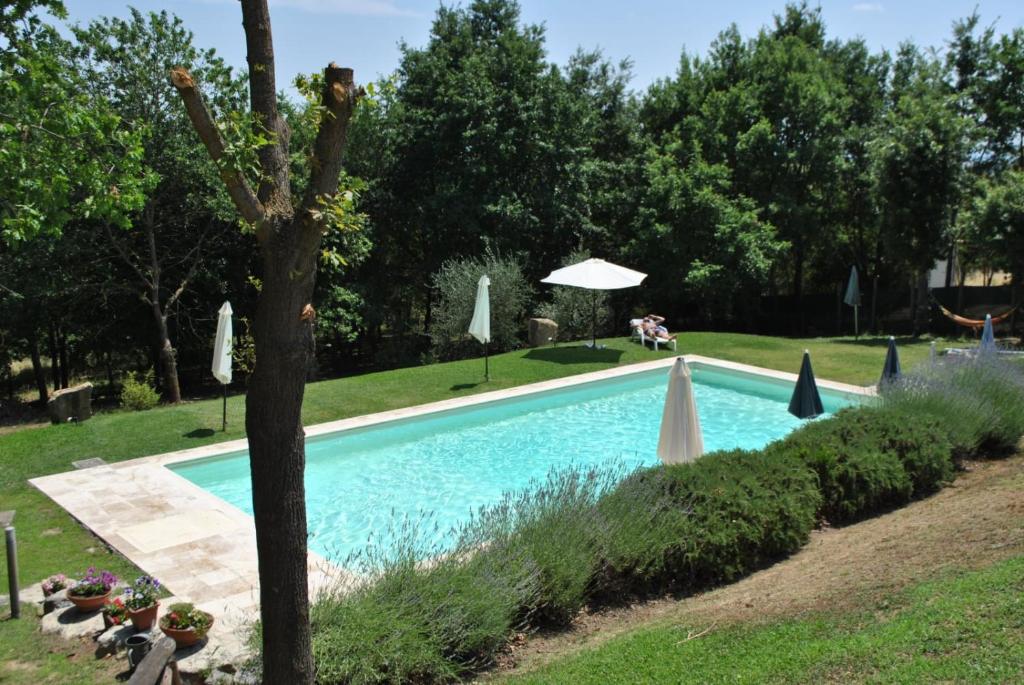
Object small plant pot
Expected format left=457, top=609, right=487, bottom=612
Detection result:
left=125, top=634, right=152, bottom=672
left=67, top=591, right=110, bottom=613
left=128, top=603, right=160, bottom=631
left=160, top=613, right=214, bottom=648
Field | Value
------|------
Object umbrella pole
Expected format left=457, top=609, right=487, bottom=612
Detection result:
left=484, top=343, right=489, bottom=381
left=222, top=384, right=227, bottom=432
left=591, top=290, right=597, bottom=348
left=854, top=305, right=859, bottom=339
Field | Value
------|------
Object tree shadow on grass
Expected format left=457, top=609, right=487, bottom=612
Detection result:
left=523, top=346, right=624, bottom=365
left=827, top=335, right=923, bottom=348
left=184, top=428, right=216, bottom=439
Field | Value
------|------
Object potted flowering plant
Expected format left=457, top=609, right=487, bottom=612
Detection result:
left=102, top=597, right=128, bottom=629
left=41, top=574, right=69, bottom=597
left=159, top=603, right=214, bottom=648
left=123, top=575, right=161, bottom=631
left=67, top=568, right=118, bottom=612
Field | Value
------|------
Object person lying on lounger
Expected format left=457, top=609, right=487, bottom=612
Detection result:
left=641, top=315, right=676, bottom=341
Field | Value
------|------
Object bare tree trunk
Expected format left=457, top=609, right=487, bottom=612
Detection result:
left=870, top=274, right=879, bottom=334
left=792, top=242, right=805, bottom=335
left=28, top=329, right=48, bottom=404
left=246, top=235, right=318, bottom=684
left=144, top=209, right=183, bottom=403
left=153, top=306, right=182, bottom=403
left=171, top=4, right=357, bottom=680
left=47, top=321, right=60, bottom=391
left=58, top=324, right=69, bottom=389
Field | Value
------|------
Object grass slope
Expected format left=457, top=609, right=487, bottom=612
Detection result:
left=504, top=555, right=1024, bottom=684
left=0, top=334, right=931, bottom=590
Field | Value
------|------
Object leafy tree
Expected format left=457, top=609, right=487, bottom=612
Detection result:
left=0, top=2, right=150, bottom=400
left=74, top=10, right=248, bottom=402
left=872, top=46, right=967, bottom=331
left=430, top=249, right=533, bottom=358
left=966, top=171, right=1024, bottom=327
left=632, top=141, right=783, bottom=323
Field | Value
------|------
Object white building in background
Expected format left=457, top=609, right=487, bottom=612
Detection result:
left=928, top=257, right=1011, bottom=289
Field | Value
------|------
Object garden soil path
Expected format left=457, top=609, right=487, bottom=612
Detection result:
left=494, top=452, right=1024, bottom=677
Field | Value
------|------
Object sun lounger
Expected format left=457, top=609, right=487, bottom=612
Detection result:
left=630, top=319, right=677, bottom=352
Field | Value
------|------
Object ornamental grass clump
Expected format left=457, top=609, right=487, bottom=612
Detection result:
left=311, top=515, right=537, bottom=684
left=459, top=464, right=630, bottom=626
left=882, top=355, right=1024, bottom=459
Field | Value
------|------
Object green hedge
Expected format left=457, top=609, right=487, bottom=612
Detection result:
left=765, top=406, right=953, bottom=525
left=306, top=356, right=1024, bottom=683
left=598, top=449, right=820, bottom=592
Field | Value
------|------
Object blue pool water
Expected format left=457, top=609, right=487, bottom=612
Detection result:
left=171, top=365, right=853, bottom=561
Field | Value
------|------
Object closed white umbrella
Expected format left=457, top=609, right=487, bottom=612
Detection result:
left=212, top=301, right=232, bottom=431
left=657, top=357, right=704, bottom=465
left=468, top=275, right=491, bottom=380
left=540, top=258, right=647, bottom=347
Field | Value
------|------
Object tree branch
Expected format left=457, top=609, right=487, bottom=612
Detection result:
left=169, top=67, right=266, bottom=227
left=165, top=226, right=210, bottom=311
left=104, top=223, right=155, bottom=291
left=240, top=0, right=291, bottom=210
left=302, top=64, right=359, bottom=222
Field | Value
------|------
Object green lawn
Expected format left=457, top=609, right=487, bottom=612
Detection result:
left=503, top=555, right=1024, bottom=684
left=0, top=333, right=934, bottom=591
left=0, top=607, right=123, bottom=684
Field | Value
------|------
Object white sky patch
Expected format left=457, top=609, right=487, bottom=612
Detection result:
left=268, top=0, right=419, bottom=17
left=852, top=2, right=884, bottom=12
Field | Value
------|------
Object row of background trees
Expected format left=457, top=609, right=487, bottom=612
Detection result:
left=2, top=0, right=1023, bottom=408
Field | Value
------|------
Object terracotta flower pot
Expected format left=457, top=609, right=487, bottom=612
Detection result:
left=160, top=613, right=214, bottom=648
left=67, top=591, right=110, bottom=613
left=128, top=602, right=159, bottom=631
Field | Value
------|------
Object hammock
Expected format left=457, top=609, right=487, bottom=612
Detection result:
left=933, top=298, right=1017, bottom=331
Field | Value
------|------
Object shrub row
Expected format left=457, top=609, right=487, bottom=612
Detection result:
left=765, top=406, right=954, bottom=525
left=308, top=355, right=1024, bottom=683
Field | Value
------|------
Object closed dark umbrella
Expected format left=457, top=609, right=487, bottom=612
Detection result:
left=788, top=350, right=824, bottom=419
left=844, top=266, right=861, bottom=337
left=880, top=335, right=901, bottom=386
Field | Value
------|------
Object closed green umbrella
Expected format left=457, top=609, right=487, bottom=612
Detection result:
left=788, top=350, right=824, bottom=419
left=844, top=266, right=861, bottom=337
left=880, top=336, right=901, bottom=386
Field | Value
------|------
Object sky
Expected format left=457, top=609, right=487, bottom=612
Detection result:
left=67, top=1, right=1024, bottom=94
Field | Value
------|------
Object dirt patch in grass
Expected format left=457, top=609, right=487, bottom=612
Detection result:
left=496, top=453, right=1024, bottom=676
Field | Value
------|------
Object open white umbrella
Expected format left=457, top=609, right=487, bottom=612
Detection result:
left=468, top=275, right=491, bottom=380
left=540, top=258, right=647, bottom=347
left=657, top=357, right=704, bottom=465
left=212, top=301, right=232, bottom=431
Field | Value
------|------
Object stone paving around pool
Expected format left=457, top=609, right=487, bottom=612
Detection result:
left=28, top=354, right=873, bottom=673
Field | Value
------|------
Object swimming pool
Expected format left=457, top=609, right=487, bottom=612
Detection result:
left=170, top=362, right=856, bottom=561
